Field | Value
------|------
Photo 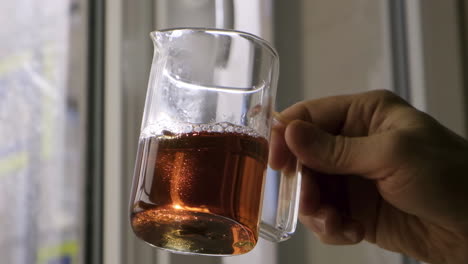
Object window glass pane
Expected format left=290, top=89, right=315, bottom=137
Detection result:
left=0, top=0, right=86, bottom=263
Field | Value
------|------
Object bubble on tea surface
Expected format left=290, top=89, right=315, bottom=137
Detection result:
left=226, top=126, right=235, bottom=133
left=141, top=120, right=264, bottom=139
left=200, top=124, right=210, bottom=131
left=212, top=124, right=223, bottom=132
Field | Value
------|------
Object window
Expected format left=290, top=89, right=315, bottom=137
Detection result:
left=0, top=0, right=87, bottom=263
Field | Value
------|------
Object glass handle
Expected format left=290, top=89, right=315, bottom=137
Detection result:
left=260, top=160, right=302, bottom=242
left=260, top=162, right=302, bottom=242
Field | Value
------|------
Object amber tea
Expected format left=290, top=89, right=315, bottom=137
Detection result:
left=130, top=124, right=269, bottom=255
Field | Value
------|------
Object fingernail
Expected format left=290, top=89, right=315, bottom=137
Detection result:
left=309, top=217, right=325, bottom=234
left=344, top=229, right=358, bottom=243
left=273, top=111, right=291, bottom=126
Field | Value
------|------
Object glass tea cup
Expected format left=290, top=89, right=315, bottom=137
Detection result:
left=129, top=28, right=301, bottom=256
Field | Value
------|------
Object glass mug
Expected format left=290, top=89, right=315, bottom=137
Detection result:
left=129, top=28, right=301, bottom=256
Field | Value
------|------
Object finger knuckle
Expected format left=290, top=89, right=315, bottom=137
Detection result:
left=370, top=89, right=398, bottom=100
left=385, top=130, right=415, bottom=161
left=330, top=135, right=351, bottom=168
left=370, top=89, right=410, bottom=109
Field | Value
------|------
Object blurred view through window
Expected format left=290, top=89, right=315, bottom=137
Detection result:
left=0, top=0, right=87, bottom=263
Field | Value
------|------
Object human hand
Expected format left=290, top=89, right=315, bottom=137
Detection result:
left=270, top=90, right=468, bottom=264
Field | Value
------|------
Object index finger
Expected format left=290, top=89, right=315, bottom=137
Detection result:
left=269, top=95, right=353, bottom=170
left=280, top=90, right=410, bottom=136
left=280, top=94, right=355, bottom=135
left=269, top=90, right=409, bottom=170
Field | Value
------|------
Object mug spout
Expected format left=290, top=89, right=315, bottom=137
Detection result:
left=150, top=29, right=195, bottom=50
left=150, top=30, right=166, bottom=50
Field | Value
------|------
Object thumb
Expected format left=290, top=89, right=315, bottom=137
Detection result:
left=285, top=120, right=385, bottom=177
